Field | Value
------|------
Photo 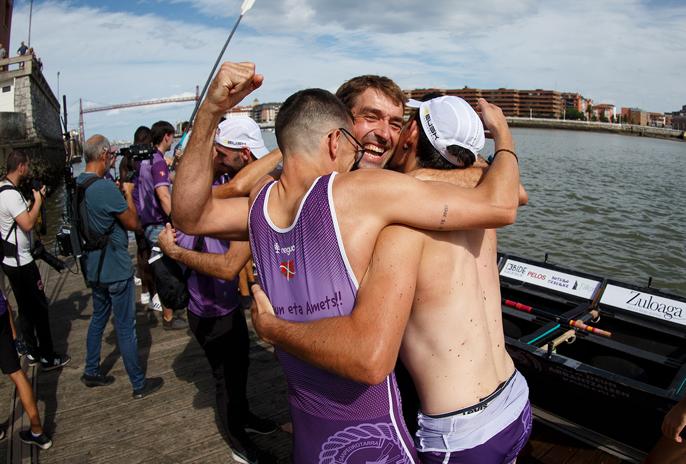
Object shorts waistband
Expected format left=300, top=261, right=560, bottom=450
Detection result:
left=424, top=370, right=517, bottom=418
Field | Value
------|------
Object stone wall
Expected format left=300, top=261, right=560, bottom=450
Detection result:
left=507, top=117, right=686, bottom=142
left=0, top=55, right=65, bottom=186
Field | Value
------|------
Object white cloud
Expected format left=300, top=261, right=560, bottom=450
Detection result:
left=9, top=0, right=686, bottom=140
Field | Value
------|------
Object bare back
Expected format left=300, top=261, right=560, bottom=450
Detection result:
left=399, top=227, right=515, bottom=415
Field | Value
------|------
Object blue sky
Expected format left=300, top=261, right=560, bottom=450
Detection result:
left=9, top=0, right=686, bottom=141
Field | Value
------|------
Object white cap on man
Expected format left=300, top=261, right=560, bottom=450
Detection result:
left=406, top=96, right=485, bottom=165
left=215, top=117, right=269, bottom=159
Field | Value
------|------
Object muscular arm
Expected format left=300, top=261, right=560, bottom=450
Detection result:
left=158, top=224, right=251, bottom=281
left=252, top=225, right=423, bottom=385
left=213, top=149, right=282, bottom=199
left=344, top=100, right=520, bottom=232
left=411, top=158, right=528, bottom=206
left=173, top=62, right=263, bottom=238
left=155, top=185, right=172, bottom=217
left=410, top=165, right=485, bottom=188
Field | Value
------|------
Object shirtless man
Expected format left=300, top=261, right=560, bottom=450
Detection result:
left=172, top=62, right=519, bottom=463
left=251, top=96, right=531, bottom=463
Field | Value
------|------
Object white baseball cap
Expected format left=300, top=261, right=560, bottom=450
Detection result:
left=407, top=96, right=484, bottom=165
left=215, top=117, right=269, bottom=159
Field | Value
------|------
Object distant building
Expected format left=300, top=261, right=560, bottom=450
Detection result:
left=670, top=105, right=686, bottom=131
left=562, top=92, right=584, bottom=112
left=445, top=87, right=481, bottom=107
left=647, top=112, right=667, bottom=127
left=0, top=0, right=12, bottom=53
left=592, top=103, right=615, bottom=121
left=621, top=107, right=648, bottom=126
left=405, top=87, right=565, bottom=118
left=482, top=89, right=522, bottom=117
left=252, top=102, right=281, bottom=124
left=224, top=105, right=253, bottom=119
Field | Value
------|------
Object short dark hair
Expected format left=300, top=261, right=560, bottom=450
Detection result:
left=336, top=75, right=405, bottom=112
left=415, top=122, right=474, bottom=170
left=6, top=150, right=29, bottom=174
left=133, top=126, right=152, bottom=145
left=181, top=121, right=191, bottom=132
left=150, top=121, right=175, bottom=146
left=275, top=89, right=352, bottom=155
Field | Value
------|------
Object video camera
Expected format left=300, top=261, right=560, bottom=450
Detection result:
left=118, top=143, right=155, bottom=182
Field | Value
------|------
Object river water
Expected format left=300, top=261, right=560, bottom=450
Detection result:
left=42, top=128, right=686, bottom=296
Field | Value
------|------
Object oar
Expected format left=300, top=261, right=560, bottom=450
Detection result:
left=187, top=0, right=257, bottom=127
left=503, top=298, right=612, bottom=338
left=172, top=0, right=256, bottom=170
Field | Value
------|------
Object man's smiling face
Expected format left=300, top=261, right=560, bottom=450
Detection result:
left=349, top=88, right=404, bottom=169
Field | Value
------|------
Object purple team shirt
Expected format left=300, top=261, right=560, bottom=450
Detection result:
left=176, top=231, right=240, bottom=318
left=250, top=173, right=418, bottom=464
left=136, top=151, right=170, bottom=227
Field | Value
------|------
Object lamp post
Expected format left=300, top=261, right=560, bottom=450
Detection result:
left=28, top=0, right=34, bottom=46
left=57, top=71, right=60, bottom=100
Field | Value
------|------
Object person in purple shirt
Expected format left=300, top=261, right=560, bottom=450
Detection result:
left=158, top=118, right=279, bottom=464
left=136, top=121, right=186, bottom=329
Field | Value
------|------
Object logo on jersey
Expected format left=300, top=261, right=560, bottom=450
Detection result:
left=274, top=242, right=296, bottom=256
left=319, top=423, right=409, bottom=464
left=279, top=260, right=295, bottom=280
left=159, top=171, right=166, bottom=177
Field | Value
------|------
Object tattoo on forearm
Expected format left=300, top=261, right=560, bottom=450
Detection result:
left=439, top=204, right=448, bottom=229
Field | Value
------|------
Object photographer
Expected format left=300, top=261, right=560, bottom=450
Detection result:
left=137, top=121, right=185, bottom=330
left=78, top=135, right=163, bottom=399
left=0, top=151, right=70, bottom=371
left=120, top=126, right=159, bottom=311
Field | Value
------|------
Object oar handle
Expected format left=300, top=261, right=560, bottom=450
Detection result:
left=548, top=329, right=576, bottom=350
left=569, top=319, right=612, bottom=337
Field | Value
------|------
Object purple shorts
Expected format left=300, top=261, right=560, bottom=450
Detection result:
left=419, top=401, right=532, bottom=464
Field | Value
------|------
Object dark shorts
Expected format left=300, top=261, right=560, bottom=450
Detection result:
left=134, top=230, right=150, bottom=253
left=0, top=311, right=21, bottom=375
left=419, top=401, right=532, bottom=464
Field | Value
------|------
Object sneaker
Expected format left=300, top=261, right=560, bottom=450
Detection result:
left=244, top=413, right=278, bottom=435
left=40, top=354, right=71, bottom=371
left=19, top=430, right=52, bottom=450
left=134, top=276, right=142, bottom=286
left=132, top=377, right=164, bottom=400
left=81, top=373, right=115, bottom=388
left=231, top=443, right=277, bottom=464
left=26, top=352, right=40, bottom=366
left=148, top=293, right=162, bottom=312
left=14, top=338, right=29, bottom=357
left=140, top=291, right=151, bottom=305
left=162, top=316, right=187, bottom=331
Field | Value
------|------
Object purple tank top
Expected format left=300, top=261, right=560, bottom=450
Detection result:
left=249, top=173, right=418, bottom=464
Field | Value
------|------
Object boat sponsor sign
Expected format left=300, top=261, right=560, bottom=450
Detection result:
left=500, top=258, right=601, bottom=300
left=600, top=284, right=686, bottom=326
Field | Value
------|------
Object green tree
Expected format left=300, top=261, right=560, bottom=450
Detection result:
left=565, top=108, right=585, bottom=120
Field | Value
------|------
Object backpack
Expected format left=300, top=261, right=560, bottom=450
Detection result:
left=71, top=176, right=115, bottom=286
left=0, top=185, right=22, bottom=264
left=151, top=236, right=205, bottom=310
